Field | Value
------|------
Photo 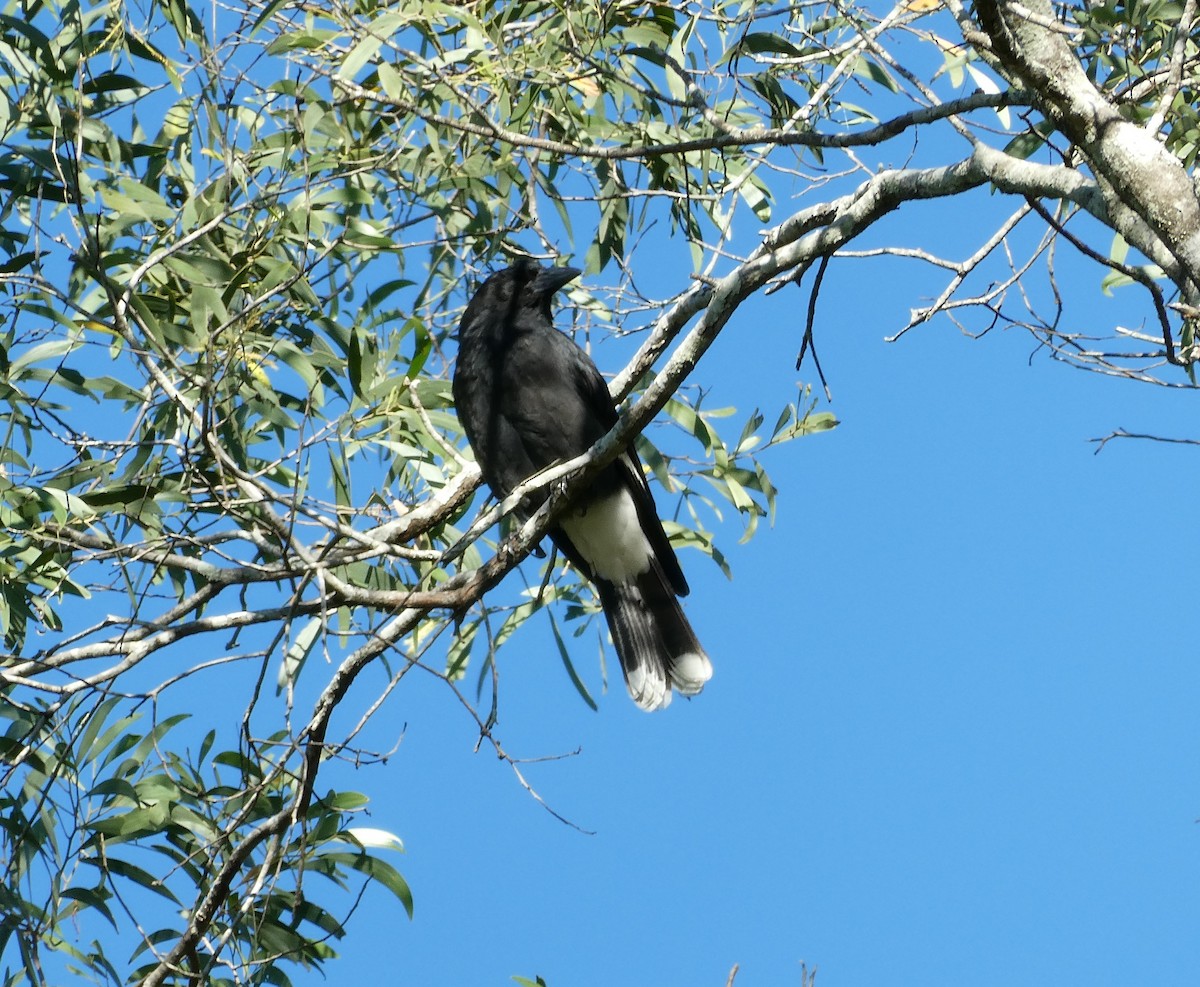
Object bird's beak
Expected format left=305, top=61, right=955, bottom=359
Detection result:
left=533, top=265, right=581, bottom=296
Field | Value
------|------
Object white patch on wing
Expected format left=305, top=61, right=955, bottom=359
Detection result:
left=560, top=489, right=653, bottom=584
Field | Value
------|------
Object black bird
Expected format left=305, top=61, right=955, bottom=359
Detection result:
left=452, top=258, right=712, bottom=710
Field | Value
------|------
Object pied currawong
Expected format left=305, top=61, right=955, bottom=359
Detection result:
left=451, top=258, right=712, bottom=711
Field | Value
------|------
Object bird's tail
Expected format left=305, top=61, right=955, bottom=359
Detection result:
left=596, top=568, right=712, bottom=712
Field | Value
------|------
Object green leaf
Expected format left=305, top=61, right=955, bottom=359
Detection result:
left=8, top=339, right=76, bottom=375
left=547, top=610, right=598, bottom=710
left=325, top=790, right=370, bottom=811
left=854, top=56, right=898, bottom=91
left=965, top=64, right=1009, bottom=128
left=726, top=31, right=805, bottom=60
left=338, top=14, right=407, bottom=79
left=94, top=856, right=181, bottom=903
left=102, top=181, right=175, bottom=224
left=87, top=777, right=140, bottom=802
left=446, top=619, right=479, bottom=680
left=277, top=617, right=322, bottom=692
left=128, top=714, right=189, bottom=767
left=738, top=176, right=772, bottom=223
left=0, top=251, right=37, bottom=274
left=59, top=886, right=118, bottom=930
left=265, top=28, right=340, bottom=55
left=82, top=73, right=149, bottom=98
left=1109, top=232, right=1129, bottom=267
left=348, top=328, right=366, bottom=399
left=75, top=696, right=131, bottom=769
left=378, top=61, right=404, bottom=101
left=664, top=18, right=692, bottom=102
left=340, top=826, right=404, bottom=851
left=319, top=851, right=413, bottom=918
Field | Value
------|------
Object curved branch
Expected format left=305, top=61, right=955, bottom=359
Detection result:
left=336, top=73, right=1030, bottom=159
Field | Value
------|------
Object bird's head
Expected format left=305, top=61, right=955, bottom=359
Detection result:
left=459, top=258, right=581, bottom=341
left=522, top=258, right=581, bottom=303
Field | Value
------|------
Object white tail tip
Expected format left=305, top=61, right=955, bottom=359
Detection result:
left=669, top=651, right=713, bottom=697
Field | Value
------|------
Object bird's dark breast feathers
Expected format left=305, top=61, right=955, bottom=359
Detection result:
left=455, top=306, right=684, bottom=593
left=492, top=333, right=609, bottom=461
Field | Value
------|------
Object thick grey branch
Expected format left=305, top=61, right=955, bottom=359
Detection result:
left=974, top=0, right=1200, bottom=300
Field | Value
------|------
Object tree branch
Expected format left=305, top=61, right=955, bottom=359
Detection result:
left=974, top=0, right=1200, bottom=300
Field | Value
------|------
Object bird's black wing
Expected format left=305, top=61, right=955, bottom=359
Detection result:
left=558, top=332, right=689, bottom=596
left=504, top=328, right=690, bottom=598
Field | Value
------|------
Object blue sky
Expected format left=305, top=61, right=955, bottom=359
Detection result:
left=296, top=185, right=1199, bottom=986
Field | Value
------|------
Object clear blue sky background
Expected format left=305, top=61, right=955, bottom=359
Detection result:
left=296, top=187, right=1198, bottom=986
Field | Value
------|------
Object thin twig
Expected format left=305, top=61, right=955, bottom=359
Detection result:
left=795, top=255, right=833, bottom=401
